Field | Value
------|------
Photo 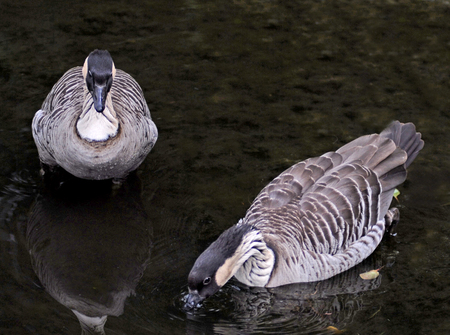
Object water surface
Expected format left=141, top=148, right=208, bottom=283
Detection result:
left=1, top=0, right=449, bottom=334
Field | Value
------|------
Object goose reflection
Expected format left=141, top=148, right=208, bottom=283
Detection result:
left=186, top=253, right=389, bottom=334
left=27, top=175, right=152, bottom=334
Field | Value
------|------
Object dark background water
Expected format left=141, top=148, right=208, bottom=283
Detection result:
left=1, top=0, right=449, bottom=334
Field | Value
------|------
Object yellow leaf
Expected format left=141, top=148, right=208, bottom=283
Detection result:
left=360, top=266, right=384, bottom=280
left=326, top=326, right=346, bottom=334
left=393, top=189, right=400, bottom=202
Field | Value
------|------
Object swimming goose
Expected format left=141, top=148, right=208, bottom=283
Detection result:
left=32, top=49, right=158, bottom=180
left=187, top=121, right=424, bottom=306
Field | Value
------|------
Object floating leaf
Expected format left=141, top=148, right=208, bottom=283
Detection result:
left=360, top=270, right=379, bottom=280
left=360, top=266, right=384, bottom=280
left=393, top=189, right=400, bottom=202
left=326, top=326, right=346, bottom=334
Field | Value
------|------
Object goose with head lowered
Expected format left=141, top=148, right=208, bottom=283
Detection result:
left=32, top=49, right=158, bottom=181
left=187, top=121, right=424, bottom=307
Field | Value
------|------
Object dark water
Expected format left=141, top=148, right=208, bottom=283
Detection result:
left=1, top=0, right=449, bottom=334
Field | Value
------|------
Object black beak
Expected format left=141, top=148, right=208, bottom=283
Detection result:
left=92, top=85, right=107, bottom=113
left=185, top=290, right=204, bottom=309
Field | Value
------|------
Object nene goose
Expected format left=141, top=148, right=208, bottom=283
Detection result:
left=187, top=121, right=423, bottom=306
left=32, top=49, right=158, bottom=180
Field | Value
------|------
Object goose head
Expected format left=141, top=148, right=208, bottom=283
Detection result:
left=186, top=224, right=274, bottom=308
left=82, top=49, right=116, bottom=113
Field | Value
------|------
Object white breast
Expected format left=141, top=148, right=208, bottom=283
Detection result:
left=76, top=103, right=119, bottom=142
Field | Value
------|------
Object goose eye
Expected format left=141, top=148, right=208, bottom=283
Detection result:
left=203, top=277, right=211, bottom=286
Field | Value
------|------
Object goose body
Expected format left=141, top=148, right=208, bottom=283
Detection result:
left=32, top=50, right=158, bottom=180
left=187, top=121, right=424, bottom=306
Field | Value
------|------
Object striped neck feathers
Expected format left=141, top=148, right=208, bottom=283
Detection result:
left=76, top=88, right=119, bottom=142
left=216, top=223, right=275, bottom=288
